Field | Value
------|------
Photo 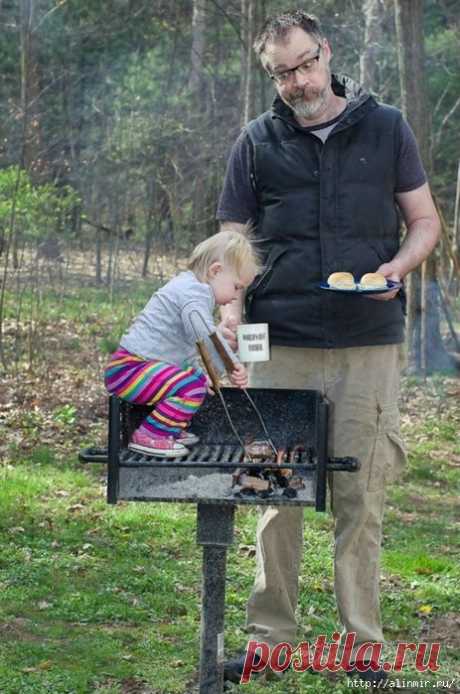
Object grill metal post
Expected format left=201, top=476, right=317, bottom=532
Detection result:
left=315, top=398, right=329, bottom=512
left=107, top=396, right=120, bottom=504
left=196, top=503, right=235, bottom=694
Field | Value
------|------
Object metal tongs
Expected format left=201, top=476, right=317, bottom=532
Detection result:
left=190, top=311, right=278, bottom=460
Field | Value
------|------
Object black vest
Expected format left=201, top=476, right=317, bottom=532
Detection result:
left=245, top=76, right=405, bottom=348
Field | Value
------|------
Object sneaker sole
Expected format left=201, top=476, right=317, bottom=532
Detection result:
left=128, top=442, right=189, bottom=458
left=180, top=436, right=199, bottom=446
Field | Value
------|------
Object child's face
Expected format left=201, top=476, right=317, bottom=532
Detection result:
left=207, top=262, right=255, bottom=306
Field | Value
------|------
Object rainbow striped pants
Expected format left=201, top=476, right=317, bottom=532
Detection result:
left=104, top=348, right=207, bottom=439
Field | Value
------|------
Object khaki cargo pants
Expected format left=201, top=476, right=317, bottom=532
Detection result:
left=246, top=344, right=406, bottom=651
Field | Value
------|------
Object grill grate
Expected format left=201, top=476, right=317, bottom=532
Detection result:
left=119, top=443, right=315, bottom=468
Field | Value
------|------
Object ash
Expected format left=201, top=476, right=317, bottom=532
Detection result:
left=152, top=473, right=234, bottom=498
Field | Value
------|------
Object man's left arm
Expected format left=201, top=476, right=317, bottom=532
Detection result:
left=373, top=182, right=441, bottom=301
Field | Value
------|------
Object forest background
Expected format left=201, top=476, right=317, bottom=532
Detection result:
left=0, top=0, right=459, bottom=373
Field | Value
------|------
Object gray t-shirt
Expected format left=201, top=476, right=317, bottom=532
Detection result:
left=120, top=271, right=236, bottom=375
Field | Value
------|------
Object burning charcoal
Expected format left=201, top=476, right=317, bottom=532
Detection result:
left=240, top=487, right=256, bottom=497
left=289, top=476, right=306, bottom=491
left=276, top=448, right=287, bottom=465
left=274, top=473, right=289, bottom=488
left=244, top=440, right=275, bottom=460
left=275, top=447, right=293, bottom=479
left=258, top=489, right=272, bottom=499
left=232, top=468, right=242, bottom=486
left=289, top=446, right=303, bottom=464
left=238, top=473, right=271, bottom=492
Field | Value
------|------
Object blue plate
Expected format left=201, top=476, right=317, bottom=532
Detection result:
left=319, top=280, right=402, bottom=294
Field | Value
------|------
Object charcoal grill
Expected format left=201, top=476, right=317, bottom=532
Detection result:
left=81, top=386, right=358, bottom=693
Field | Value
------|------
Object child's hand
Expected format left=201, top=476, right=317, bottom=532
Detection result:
left=230, top=362, right=248, bottom=389
left=206, top=375, right=215, bottom=396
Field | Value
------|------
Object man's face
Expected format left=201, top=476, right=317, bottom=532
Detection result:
left=264, top=27, right=332, bottom=120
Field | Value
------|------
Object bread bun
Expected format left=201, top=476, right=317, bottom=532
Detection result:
left=327, top=272, right=356, bottom=290
left=359, top=272, right=387, bottom=289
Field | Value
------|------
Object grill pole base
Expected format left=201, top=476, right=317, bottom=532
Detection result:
left=196, top=503, right=235, bottom=694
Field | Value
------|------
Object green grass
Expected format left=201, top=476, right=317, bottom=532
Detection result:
left=1, top=429, right=458, bottom=693
left=1, top=280, right=459, bottom=692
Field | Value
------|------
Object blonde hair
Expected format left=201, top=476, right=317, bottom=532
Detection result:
left=187, top=225, right=263, bottom=281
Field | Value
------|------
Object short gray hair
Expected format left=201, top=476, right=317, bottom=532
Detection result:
left=253, top=9, right=324, bottom=67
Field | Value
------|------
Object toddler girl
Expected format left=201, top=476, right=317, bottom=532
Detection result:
left=104, top=228, right=261, bottom=458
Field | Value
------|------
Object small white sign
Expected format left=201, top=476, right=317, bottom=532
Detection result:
left=237, top=323, right=270, bottom=362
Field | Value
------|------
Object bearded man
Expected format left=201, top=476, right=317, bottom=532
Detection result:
left=216, top=8, right=440, bottom=686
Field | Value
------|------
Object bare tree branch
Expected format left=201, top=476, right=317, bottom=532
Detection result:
left=433, top=95, right=460, bottom=150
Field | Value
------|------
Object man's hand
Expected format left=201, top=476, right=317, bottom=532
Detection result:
left=366, top=262, right=401, bottom=301
left=218, top=316, right=239, bottom=351
left=367, top=183, right=441, bottom=302
left=230, top=362, right=248, bottom=388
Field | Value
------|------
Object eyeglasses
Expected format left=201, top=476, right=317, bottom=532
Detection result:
left=269, top=45, right=322, bottom=85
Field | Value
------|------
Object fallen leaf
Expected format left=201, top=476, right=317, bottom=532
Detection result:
left=38, top=600, right=52, bottom=610
left=38, top=660, right=53, bottom=670
left=68, top=504, right=85, bottom=512
left=416, top=567, right=434, bottom=575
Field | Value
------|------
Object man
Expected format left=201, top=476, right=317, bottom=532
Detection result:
left=216, top=8, right=440, bottom=685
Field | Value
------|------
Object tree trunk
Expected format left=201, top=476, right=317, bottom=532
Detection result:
left=240, top=0, right=256, bottom=126
left=360, top=0, right=384, bottom=92
left=95, top=229, right=102, bottom=285
left=19, top=0, right=43, bottom=176
left=452, top=159, right=460, bottom=293
left=394, top=0, right=452, bottom=372
left=142, top=177, right=156, bottom=278
left=256, top=0, right=268, bottom=114
left=188, top=0, right=207, bottom=94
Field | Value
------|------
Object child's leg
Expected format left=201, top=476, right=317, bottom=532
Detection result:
left=105, top=348, right=206, bottom=437
left=140, top=366, right=207, bottom=438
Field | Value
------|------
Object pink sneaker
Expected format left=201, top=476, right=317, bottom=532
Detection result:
left=128, top=430, right=189, bottom=458
left=178, top=430, right=200, bottom=446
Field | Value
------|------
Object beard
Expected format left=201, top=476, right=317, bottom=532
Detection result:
left=283, top=66, right=332, bottom=120
left=289, top=89, right=328, bottom=118
left=285, top=85, right=329, bottom=119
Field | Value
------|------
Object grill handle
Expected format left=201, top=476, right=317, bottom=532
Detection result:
left=78, top=447, right=108, bottom=463
left=327, top=456, right=360, bottom=471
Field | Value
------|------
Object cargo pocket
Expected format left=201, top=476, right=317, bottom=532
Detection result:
left=367, top=402, right=407, bottom=492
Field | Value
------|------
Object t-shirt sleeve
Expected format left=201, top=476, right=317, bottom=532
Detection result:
left=395, top=118, right=427, bottom=193
left=216, top=130, right=258, bottom=223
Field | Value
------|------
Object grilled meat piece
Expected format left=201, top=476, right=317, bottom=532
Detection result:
left=244, top=439, right=275, bottom=460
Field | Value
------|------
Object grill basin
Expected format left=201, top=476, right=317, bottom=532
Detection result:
left=109, top=386, right=332, bottom=509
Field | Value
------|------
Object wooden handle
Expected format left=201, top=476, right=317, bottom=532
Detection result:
left=196, top=339, right=221, bottom=390
left=209, top=331, right=235, bottom=374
